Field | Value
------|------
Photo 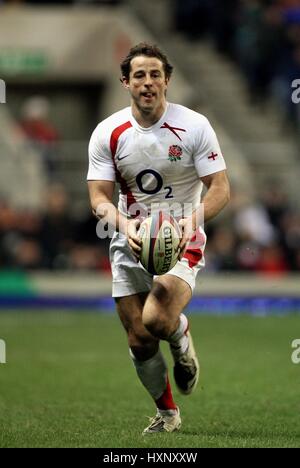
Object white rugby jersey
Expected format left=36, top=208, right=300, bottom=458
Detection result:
left=87, top=103, right=226, bottom=218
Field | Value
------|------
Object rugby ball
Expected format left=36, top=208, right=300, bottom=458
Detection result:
left=138, top=212, right=181, bottom=275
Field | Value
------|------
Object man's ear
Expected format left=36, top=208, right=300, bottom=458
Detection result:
left=121, top=76, right=130, bottom=89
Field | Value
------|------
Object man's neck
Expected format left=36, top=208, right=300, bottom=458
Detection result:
left=131, top=102, right=167, bottom=128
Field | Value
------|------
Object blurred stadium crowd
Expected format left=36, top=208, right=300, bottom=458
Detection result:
left=174, top=0, right=300, bottom=130
left=1, top=0, right=300, bottom=276
left=0, top=0, right=122, bottom=5
left=0, top=185, right=111, bottom=273
left=1, top=180, right=300, bottom=275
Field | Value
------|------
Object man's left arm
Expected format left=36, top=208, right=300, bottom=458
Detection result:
left=200, top=169, right=230, bottom=222
left=178, top=170, right=230, bottom=258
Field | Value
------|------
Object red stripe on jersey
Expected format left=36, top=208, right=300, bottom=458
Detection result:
left=184, top=249, right=203, bottom=268
left=110, top=121, right=132, bottom=157
left=183, top=231, right=204, bottom=268
left=109, top=121, right=137, bottom=214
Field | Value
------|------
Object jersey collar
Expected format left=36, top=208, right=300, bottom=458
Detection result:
left=130, top=102, right=169, bottom=133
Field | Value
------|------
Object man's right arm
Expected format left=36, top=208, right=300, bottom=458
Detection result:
left=87, top=180, right=142, bottom=257
left=88, top=180, right=130, bottom=234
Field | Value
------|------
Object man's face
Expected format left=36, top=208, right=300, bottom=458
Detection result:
left=123, top=55, right=169, bottom=114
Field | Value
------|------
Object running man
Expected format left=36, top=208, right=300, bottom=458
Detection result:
left=87, top=42, right=230, bottom=433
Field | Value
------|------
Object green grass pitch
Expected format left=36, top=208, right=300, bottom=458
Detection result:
left=0, top=310, right=299, bottom=448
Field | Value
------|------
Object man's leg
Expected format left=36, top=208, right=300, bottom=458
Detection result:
left=116, top=292, right=181, bottom=433
left=143, top=275, right=199, bottom=395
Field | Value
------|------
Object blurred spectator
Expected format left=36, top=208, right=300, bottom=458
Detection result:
left=173, top=0, right=300, bottom=129
left=19, top=96, right=59, bottom=180
left=39, top=184, right=74, bottom=269
left=13, top=239, right=43, bottom=270
left=69, top=244, right=111, bottom=272
left=280, top=210, right=300, bottom=269
left=204, top=185, right=300, bottom=275
left=210, top=0, right=240, bottom=56
left=261, top=185, right=289, bottom=228
left=0, top=198, right=18, bottom=267
left=255, top=243, right=288, bottom=274
left=208, top=226, right=238, bottom=271
left=1, top=0, right=25, bottom=4
left=233, top=199, right=276, bottom=246
left=11, top=0, right=123, bottom=4
left=173, top=0, right=212, bottom=40
left=236, top=239, right=261, bottom=271
left=234, top=2, right=284, bottom=101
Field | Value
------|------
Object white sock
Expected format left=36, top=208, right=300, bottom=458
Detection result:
left=129, top=348, right=168, bottom=400
left=168, top=313, right=189, bottom=358
left=158, top=408, right=178, bottom=417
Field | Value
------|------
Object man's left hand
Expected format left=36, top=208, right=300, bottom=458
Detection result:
left=177, top=217, right=196, bottom=261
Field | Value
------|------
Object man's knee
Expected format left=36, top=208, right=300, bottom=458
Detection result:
left=148, top=281, right=173, bottom=308
left=142, top=303, right=174, bottom=339
left=142, top=281, right=178, bottom=338
left=129, top=332, right=158, bottom=361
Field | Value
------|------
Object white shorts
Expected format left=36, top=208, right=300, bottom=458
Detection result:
left=109, top=229, right=207, bottom=298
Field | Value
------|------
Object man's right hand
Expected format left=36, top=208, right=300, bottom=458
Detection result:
left=126, top=219, right=142, bottom=260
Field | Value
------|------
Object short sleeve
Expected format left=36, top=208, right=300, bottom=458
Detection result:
left=193, top=117, right=226, bottom=178
left=87, top=124, right=116, bottom=181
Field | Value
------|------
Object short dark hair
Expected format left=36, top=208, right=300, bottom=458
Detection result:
left=120, top=42, right=173, bottom=81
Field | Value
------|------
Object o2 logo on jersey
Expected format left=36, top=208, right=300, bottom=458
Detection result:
left=136, top=170, right=173, bottom=199
left=291, top=79, right=300, bottom=104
